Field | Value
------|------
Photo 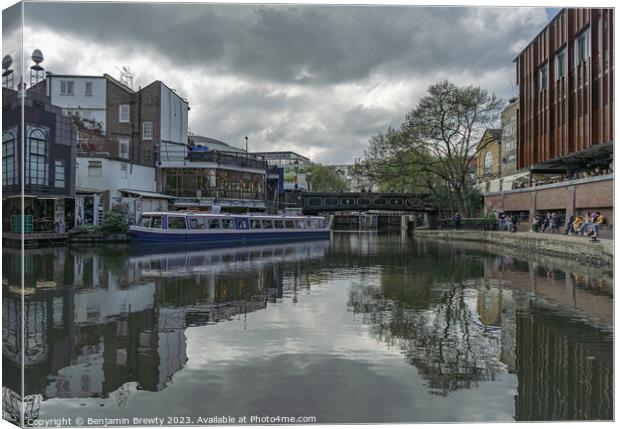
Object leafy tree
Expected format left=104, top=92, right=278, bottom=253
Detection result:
left=354, top=80, right=503, bottom=216
left=100, top=210, right=129, bottom=234
left=306, top=165, right=349, bottom=192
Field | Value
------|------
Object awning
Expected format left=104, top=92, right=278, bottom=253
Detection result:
left=119, top=189, right=175, bottom=200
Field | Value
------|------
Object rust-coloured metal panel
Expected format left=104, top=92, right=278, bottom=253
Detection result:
left=515, top=8, right=614, bottom=170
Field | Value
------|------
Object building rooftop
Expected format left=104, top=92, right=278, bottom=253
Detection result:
left=252, top=151, right=311, bottom=162
left=189, top=135, right=245, bottom=153
left=483, top=129, right=501, bottom=141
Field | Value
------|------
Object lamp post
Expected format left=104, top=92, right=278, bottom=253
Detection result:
left=294, top=159, right=299, bottom=190
left=245, top=136, right=248, bottom=154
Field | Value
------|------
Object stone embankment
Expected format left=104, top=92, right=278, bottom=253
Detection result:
left=413, top=230, right=613, bottom=267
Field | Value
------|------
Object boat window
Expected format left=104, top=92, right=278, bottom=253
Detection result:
left=235, top=218, right=249, bottom=230
left=295, top=219, right=305, bottom=229
left=318, top=219, right=326, bottom=229
left=168, top=216, right=187, bottom=230
left=310, top=219, right=319, bottom=229
left=222, top=218, right=236, bottom=229
left=274, top=219, right=285, bottom=229
left=261, top=219, right=274, bottom=229
left=208, top=219, right=221, bottom=229
left=139, top=216, right=151, bottom=227
left=151, top=216, right=162, bottom=229
left=188, top=218, right=206, bottom=230
left=250, top=219, right=262, bottom=229
left=305, top=219, right=313, bottom=228
left=285, top=220, right=295, bottom=229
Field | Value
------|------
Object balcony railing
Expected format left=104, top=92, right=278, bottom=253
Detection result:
left=186, top=150, right=268, bottom=170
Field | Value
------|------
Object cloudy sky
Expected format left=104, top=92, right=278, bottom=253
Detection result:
left=3, top=2, right=559, bottom=164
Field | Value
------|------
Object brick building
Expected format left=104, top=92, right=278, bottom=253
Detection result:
left=500, top=98, right=518, bottom=177
left=474, top=129, right=502, bottom=192
left=32, top=73, right=188, bottom=220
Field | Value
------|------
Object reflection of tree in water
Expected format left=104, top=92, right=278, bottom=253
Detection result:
left=349, top=281, right=506, bottom=397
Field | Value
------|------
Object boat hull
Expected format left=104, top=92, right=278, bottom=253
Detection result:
left=129, top=228, right=331, bottom=243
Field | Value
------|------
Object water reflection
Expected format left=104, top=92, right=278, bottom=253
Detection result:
left=2, top=241, right=329, bottom=425
left=345, top=237, right=613, bottom=420
left=2, top=235, right=613, bottom=424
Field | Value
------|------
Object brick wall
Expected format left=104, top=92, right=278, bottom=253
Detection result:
left=484, top=176, right=613, bottom=225
left=137, top=82, right=161, bottom=166
left=503, top=192, right=530, bottom=212
left=476, top=139, right=502, bottom=177
left=105, top=80, right=134, bottom=162
left=535, top=187, right=566, bottom=210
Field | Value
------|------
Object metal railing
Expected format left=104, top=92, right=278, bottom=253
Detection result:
left=439, top=218, right=499, bottom=231
left=186, top=150, right=268, bottom=170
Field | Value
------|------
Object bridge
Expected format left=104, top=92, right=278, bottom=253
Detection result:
left=282, top=191, right=437, bottom=214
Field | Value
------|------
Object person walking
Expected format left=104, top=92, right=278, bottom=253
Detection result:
left=452, top=212, right=462, bottom=230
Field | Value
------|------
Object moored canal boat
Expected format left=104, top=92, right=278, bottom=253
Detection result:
left=129, top=211, right=333, bottom=243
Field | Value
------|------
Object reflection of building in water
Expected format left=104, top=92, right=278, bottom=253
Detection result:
left=2, top=240, right=328, bottom=417
left=514, top=308, right=613, bottom=420
left=482, top=254, right=613, bottom=421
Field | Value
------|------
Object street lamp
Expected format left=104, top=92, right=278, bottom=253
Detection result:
left=245, top=136, right=248, bottom=154
left=294, top=159, right=299, bottom=190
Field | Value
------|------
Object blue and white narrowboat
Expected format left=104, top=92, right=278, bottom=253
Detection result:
left=129, top=212, right=333, bottom=243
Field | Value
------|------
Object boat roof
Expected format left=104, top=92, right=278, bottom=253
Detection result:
left=140, top=211, right=325, bottom=219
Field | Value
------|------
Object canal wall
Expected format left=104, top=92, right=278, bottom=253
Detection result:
left=412, top=230, right=613, bottom=267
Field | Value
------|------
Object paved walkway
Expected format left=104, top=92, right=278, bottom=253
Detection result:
left=413, top=230, right=613, bottom=267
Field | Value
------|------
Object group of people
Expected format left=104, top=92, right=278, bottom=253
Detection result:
left=497, top=211, right=519, bottom=232
left=564, top=211, right=605, bottom=241
left=531, top=212, right=563, bottom=233
left=512, top=164, right=613, bottom=190
left=532, top=211, right=605, bottom=241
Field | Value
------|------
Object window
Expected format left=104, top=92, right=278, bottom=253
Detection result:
left=60, top=80, right=74, bottom=95
left=222, top=218, right=235, bottom=229
left=261, top=219, right=274, bottom=229
left=285, top=220, right=294, bottom=229
left=142, top=121, right=153, bottom=140
left=539, top=63, right=548, bottom=91
left=484, top=151, right=493, bottom=175
left=188, top=218, right=206, bottom=230
left=555, top=48, right=566, bottom=79
left=54, top=160, right=65, bottom=188
left=208, top=219, right=221, bottom=230
left=167, top=216, right=187, bottom=230
left=274, top=219, right=285, bottom=229
left=119, top=104, right=130, bottom=123
left=88, top=160, right=102, bottom=177
left=26, top=126, right=48, bottom=185
left=140, top=216, right=152, bottom=228
left=2, top=128, right=17, bottom=186
left=120, top=162, right=128, bottom=179
left=250, top=219, right=262, bottom=229
left=119, top=138, right=129, bottom=159
left=85, top=81, right=93, bottom=96
left=151, top=216, right=162, bottom=229
left=295, top=220, right=305, bottom=229
left=574, top=28, right=590, bottom=67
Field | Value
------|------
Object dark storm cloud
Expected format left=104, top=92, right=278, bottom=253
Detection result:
left=24, top=3, right=547, bottom=85
left=3, top=3, right=21, bottom=36
left=19, top=2, right=550, bottom=163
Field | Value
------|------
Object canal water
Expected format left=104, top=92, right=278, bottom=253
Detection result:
left=2, top=233, right=613, bottom=424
